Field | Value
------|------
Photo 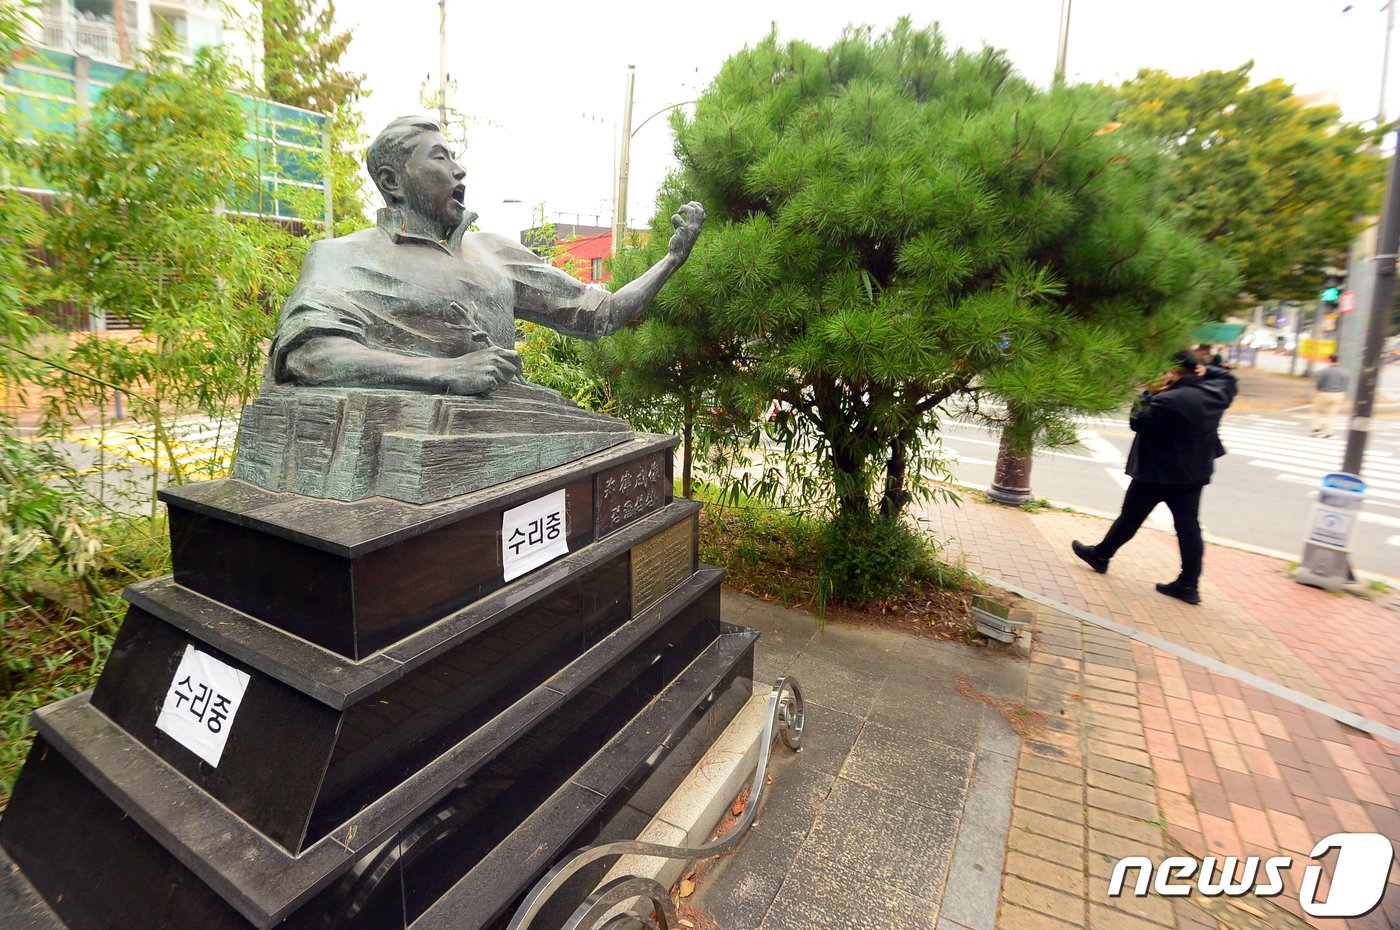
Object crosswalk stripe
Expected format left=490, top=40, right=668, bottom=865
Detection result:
left=1224, top=437, right=1371, bottom=459
left=1249, top=459, right=1400, bottom=491
left=1276, top=473, right=1400, bottom=502
left=1235, top=454, right=1400, bottom=483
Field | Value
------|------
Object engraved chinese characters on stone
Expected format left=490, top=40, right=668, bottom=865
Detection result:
left=596, top=453, right=669, bottom=536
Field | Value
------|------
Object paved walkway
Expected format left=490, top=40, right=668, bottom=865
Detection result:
left=690, top=591, right=1029, bottom=929
left=688, top=495, right=1400, bottom=930
left=920, top=498, right=1400, bottom=930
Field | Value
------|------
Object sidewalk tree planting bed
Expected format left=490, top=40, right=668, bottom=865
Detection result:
left=695, top=486, right=981, bottom=643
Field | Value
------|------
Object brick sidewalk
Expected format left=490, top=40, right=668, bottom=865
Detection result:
left=916, top=496, right=1400, bottom=930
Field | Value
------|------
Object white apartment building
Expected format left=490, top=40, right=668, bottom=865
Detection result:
left=34, top=0, right=262, bottom=79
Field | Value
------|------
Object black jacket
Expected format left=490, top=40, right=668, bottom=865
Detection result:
left=1125, top=367, right=1238, bottom=486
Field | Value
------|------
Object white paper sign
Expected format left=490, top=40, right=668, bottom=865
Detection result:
left=155, top=645, right=250, bottom=767
left=502, top=488, right=569, bottom=581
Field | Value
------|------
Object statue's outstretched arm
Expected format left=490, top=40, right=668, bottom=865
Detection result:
left=601, top=202, right=705, bottom=334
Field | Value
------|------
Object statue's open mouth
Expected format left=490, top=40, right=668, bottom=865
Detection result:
left=452, top=184, right=466, bottom=206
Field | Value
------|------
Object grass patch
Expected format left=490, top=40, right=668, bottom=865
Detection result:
left=975, top=490, right=1060, bottom=513
left=691, top=481, right=982, bottom=641
left=1, top=515, right=170, bottom=813
left=696, top=488, right=824, bottom=609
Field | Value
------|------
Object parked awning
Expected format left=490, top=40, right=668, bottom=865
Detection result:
left=1192, top=323, right=1247, bottom=344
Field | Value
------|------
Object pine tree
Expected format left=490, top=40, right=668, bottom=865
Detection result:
left=607, top=20, right=1233, bottom=523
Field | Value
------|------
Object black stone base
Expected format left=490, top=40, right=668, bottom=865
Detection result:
left=162, top=435, right=678, bottom=658
left=0, top=438, right=756, bottom=930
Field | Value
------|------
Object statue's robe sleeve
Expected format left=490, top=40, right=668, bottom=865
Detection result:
left=479, top=233, right=621, bottom=340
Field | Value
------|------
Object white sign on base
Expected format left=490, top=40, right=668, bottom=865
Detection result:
left=502, top=488, right=569, bottom=581
left=155, top=645, right=250, bottom=767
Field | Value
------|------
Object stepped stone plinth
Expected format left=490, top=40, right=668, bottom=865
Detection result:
left=0, top=435, right=755, bottom=930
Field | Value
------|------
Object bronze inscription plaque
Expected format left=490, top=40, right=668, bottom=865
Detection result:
left=630, top=517, right=695, bottom=618
left=596, top=452, right=667, bottom=537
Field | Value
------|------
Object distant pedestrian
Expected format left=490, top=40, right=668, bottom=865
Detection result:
left=1071, top=351, right=1238, bottom=605
left=1312, top=354, right=1348, bottom=439
left=1196, top=343, right=1225, bottom=368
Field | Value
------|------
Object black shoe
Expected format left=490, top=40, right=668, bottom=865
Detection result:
left=1155, top=580, right=1201, bottom=605
left=1072, top=541, right=1109, bottom=574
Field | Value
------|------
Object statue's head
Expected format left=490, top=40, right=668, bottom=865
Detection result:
left=367, top=116, right=467, bottom=237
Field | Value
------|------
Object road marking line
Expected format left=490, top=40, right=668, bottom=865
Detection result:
left=947, top=453, right=995, bottom=466
left=1254, top=459, right=1400, bottom=487
left=1275, top=473, right=1400, bottom=502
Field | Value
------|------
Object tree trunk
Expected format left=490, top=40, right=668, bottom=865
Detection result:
left=987, top=428, right=1034, bottom=505
left=831, top=438, right=869, bottom=522
left=879, top=432, right=913, bottom=519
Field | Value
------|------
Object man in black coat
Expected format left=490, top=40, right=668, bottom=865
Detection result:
left=1071, top=350, right=1239, bottom=605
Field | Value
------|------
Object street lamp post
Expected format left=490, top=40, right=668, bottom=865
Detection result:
left=437, top=0, right=448, bottom=128
left=1343, top=130, right=1400, bottom=478
left=612, top=66, right=636, bottom=256
left=1381, top=0, right=1395, bottom=126
left=1055, top=0, right=1072, bottom=83
left=1344, top=1, right=1396, bottom=127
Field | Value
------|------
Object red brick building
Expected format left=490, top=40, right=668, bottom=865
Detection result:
left=560, top=229, right=615, bottom=285
left=521, top=224, right=613, bottom=284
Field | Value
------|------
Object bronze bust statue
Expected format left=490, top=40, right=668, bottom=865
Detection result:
left=232, top=116, right=705, bottom=503
left=271, top=116, right=705, bottom=396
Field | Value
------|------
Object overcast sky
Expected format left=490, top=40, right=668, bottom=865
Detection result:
left=332, top=1, right=1396, bottom=237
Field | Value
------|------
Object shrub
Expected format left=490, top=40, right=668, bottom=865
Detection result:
left=816, top=512, right=946, bottom=609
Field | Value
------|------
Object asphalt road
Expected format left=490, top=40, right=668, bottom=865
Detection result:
left=934, top=408, right=1400, bottom=582
left=36, top=369, right=1400, bottom=582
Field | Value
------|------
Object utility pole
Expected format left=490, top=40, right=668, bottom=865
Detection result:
left=437, top=0, right=448, bottom=128
left=612, top=65, right=636, bottom=256
left=1295, top=127, right=1400, bottom=592
left=1289, top=306, right=1303, bottom=376
left=1381, top=0, right=1395, bottom=128
left=1344, top=126, right=1400, bottom=476
left=1054, top=0, right=1072, bottom=83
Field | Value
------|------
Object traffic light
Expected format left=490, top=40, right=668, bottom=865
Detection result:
left=1320, top=272, right=1345, bottom=304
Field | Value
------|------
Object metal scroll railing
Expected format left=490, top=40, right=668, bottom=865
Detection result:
left=505, top=676, right=806, bottom=930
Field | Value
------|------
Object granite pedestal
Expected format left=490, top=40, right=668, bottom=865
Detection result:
left=0, top=434, right=755, bottom=930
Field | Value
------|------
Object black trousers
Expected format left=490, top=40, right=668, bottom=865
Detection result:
left=1096, top=480, right=1205, bottom=587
